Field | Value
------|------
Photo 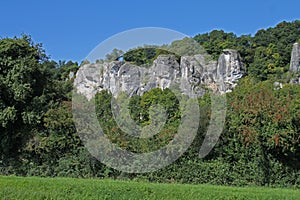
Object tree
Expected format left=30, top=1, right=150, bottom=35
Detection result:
left=123, top=46, right=180, bottom=67
left=0, top=35, right=48, bottom=165
left=194, top=30, right=237, bottom=59
left=105, top=48, right=124, bottom=61
left=227, top=79, right=300, bottom=169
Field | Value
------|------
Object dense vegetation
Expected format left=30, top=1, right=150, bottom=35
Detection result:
left=0, top=20, right=300, bottom=187
left=1, top=176, right=300, bottom=200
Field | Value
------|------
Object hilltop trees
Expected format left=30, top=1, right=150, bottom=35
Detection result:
left=194, top=20, right=300, bottom=81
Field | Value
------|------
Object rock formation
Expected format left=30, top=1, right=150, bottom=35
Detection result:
left=290, top=42, right=300, bottom=85
left=290, top=43, right=300, bottom=73
left=217, top=49, right=244, bottom=92
left=74, top=50, right=244, bottom=100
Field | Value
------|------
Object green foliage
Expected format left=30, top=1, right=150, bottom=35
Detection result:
left=253, top=21, right=300, bottom=65
left=123, top=47, right=180, bottom=67
left=123, top=47, right=156, bottom=66
left=123, top=37, right=204, bottom=67
left=226, top=79, right=300, bottom=169
left=0, top=35, right=48, bottom=165
left=194, top=30, right=237, bottom=59
left=167, top=37, right=207, bottom=56
left=199, top=78, right=300, bottom=187
left=95, top=88, right=181, bottom=153
left=194, top=20, right=300, bottom=81
left=248, top=44, right=285, bottom=80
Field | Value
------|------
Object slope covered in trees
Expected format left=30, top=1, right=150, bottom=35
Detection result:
left=194, top=20, right=300, bottom=81
left=0, top=21, right=299, bottom=187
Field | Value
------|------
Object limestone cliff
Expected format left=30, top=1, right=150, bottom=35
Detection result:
left=290, top=42, right=300, bottom=84
left=74, top=50, right=244, bottom=100
left=290, top=43, right=300, bottom=73
left=217, top=49, right=244, bottom=92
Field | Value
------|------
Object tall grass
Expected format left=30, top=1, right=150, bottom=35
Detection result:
left=0, top=176, right=299, bottom=200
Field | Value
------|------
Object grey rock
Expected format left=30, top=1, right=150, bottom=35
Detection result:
left=74, top=63, right=103, bottom=100
left=290, top=43, right=300, bottom=73
left=217, top=49, right=244, bottom=93
left=68, top=71, right=75, bottom=80
left=74, top=50, right=244, bottom=100
left=144, top=55, right=180, bottom=92
left=274, top=82, right=283, bottom=90
left=289, top=42, right=300, bottom=85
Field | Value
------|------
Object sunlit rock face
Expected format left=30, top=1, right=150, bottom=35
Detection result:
left=290, top=43, right=300, bottom=85
left=217, top=49, right=244, bottom=92
left=290, top=43, right=300, bottom=73
left=74, top=50, right=244, bottom=100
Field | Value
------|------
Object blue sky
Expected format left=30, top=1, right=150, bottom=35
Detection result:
left=1, top=0, right=299, bottom=62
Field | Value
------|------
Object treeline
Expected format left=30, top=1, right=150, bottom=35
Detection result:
left=194, top=20, right=300, bottom=81
left=0, top=21, right=299, bottom=187
left=122, top=20, right=300, bottom=81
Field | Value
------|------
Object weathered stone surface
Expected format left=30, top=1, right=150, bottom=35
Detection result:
left=74, top=63, right=102, bottom=100
left=274, top=81, right=283, bottom=90
left=180, top=54, right=218, bottom=97
left=217, top=49, right=244, bottom=92
left=144, top=55, right=180, bottom=92
left=74, top=50, right=244, bottom=100
left=289, top=43, right=300, bottom=85
left=290, top=43, right=300, bottom=73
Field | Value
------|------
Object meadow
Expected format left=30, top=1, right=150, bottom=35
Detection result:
left=0, top=176, right=299, bottom=200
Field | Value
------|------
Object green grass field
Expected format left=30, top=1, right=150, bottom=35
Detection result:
left=0, top=176, right=299, bottom=200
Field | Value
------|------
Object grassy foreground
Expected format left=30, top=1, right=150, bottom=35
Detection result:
left=0, top=176, right=299, bottom=200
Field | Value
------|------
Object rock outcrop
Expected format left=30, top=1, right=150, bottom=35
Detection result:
left=290, top=43, right=300, bottom=73
left=217, top=49, right=244, bottom=92
left=289, top=42, right=300, bottom=85
left=74, top=50, right=244, bottom=100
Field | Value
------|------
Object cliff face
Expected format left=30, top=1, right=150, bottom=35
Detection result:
left=74, top=50, right=245, bottom=100
left=217, top=50, right=244, bottom=92
left=290, top=43, right=300, bottom=73
left=290, top=43, right=300, bottom=84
